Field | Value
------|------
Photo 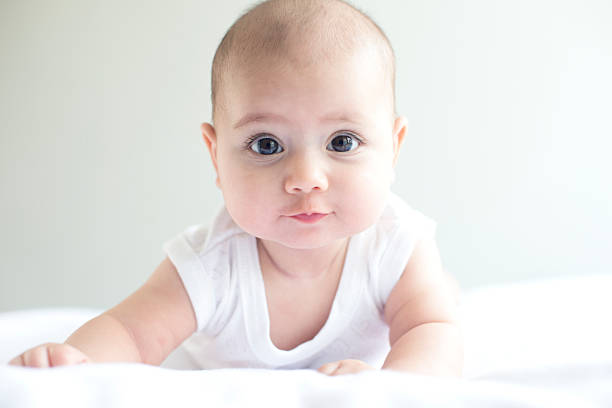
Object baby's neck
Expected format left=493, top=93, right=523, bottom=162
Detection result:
left=256, top=237, right=349, bottom=281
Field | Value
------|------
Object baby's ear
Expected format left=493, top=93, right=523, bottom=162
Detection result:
left=201, top=122, right=220, bottom=187
left=392, top=116, right=408, bottom=167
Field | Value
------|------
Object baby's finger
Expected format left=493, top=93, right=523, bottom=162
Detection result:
left=23, top=346, right=50, bottom=368
left=332, top=364, right=358, bottom=375
left=328, top=360, right=357, bottom=376
left=48, top=344, right=90, bottom=366
left=317, top=361, right=340, bottom=375
left=329, top=360, right=375, bottom=376
left=8, top=354, right=25, bottom=366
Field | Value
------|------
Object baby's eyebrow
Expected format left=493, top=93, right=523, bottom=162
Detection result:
left=233, top=113, right=287, bottom=129
left=321, top=111, right=366, bottom=125
left=233, top=111, right=365, bottom=129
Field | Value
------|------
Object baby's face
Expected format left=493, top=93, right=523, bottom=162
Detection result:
left=203, top=48, right=405, bottom=250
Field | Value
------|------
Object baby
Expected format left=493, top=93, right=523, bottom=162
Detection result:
left=10, top=0, right=462, bottom=376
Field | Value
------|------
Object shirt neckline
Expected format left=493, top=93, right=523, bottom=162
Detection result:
left=238, top=231, right=367, bottom=366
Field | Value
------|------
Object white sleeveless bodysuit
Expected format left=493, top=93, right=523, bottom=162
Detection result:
left=163, top=192, right=436, bottom=369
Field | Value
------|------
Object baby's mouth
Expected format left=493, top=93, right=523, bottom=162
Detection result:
left=289, top=213, right=328, bottom=224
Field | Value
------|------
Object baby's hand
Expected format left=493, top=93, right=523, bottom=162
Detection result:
left=317, top=359, right=376, bottom=376
left=8, top=343, right=91, bottom=368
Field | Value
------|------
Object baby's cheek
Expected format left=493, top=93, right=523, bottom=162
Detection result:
left=342, top=167, right=391, bottom=227
left=357, top=162, right=393, bottom=195
left=226, top=179, right=281, bottom=234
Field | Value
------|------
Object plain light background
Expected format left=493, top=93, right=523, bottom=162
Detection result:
left=1, top=0, right=610, bottom=312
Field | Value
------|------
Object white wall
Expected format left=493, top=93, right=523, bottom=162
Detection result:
left=1, top=0, right=610, bottom=311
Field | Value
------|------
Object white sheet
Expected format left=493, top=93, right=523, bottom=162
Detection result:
left=2, top=274, right=611, bottom=407
left=1, top=362, right=610, bottom=407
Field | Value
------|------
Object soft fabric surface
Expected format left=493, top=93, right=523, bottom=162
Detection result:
left=1, top=274, right=611, bottom=407
left=1, top=363, right=610, bottom=407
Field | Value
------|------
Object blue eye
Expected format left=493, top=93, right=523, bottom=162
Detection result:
left=326, top=133, right=360, bottom=152
left=250, top=136, right=284, bottom=155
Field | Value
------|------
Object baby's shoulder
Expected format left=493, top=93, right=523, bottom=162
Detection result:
left=375, top=192, right=436, bottom=234
left=365, top=193, right=438, bottom=308
left=196, top=206, right=246, bottom=249
left=170, top=206, right=247, bottom=258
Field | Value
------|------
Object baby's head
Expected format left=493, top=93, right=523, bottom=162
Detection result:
left=201, top=0, right=407, bottom=249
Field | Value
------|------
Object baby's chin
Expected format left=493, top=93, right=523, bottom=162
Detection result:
left=253, top=224, right=371, bottom=251
left=268, top=236, right=346, bottom=250
left=243, top=223, right=342, bottom=250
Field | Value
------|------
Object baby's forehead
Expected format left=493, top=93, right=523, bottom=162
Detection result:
left=217, top=57, right=394, bottom=136
left=233, top=38, right=384, bottom=86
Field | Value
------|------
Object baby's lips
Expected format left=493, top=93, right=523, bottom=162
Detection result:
left=289, top=213, right=328, bottom=223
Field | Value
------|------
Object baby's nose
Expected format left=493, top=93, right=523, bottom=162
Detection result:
left=284, top=153, right=329, bottom=194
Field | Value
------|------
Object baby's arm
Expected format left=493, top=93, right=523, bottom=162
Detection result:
left=318, top=237, right=462, bottom=377
left=381, top=237, right=463, bottom=376
left=9, top=257, right=196, bottom=367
